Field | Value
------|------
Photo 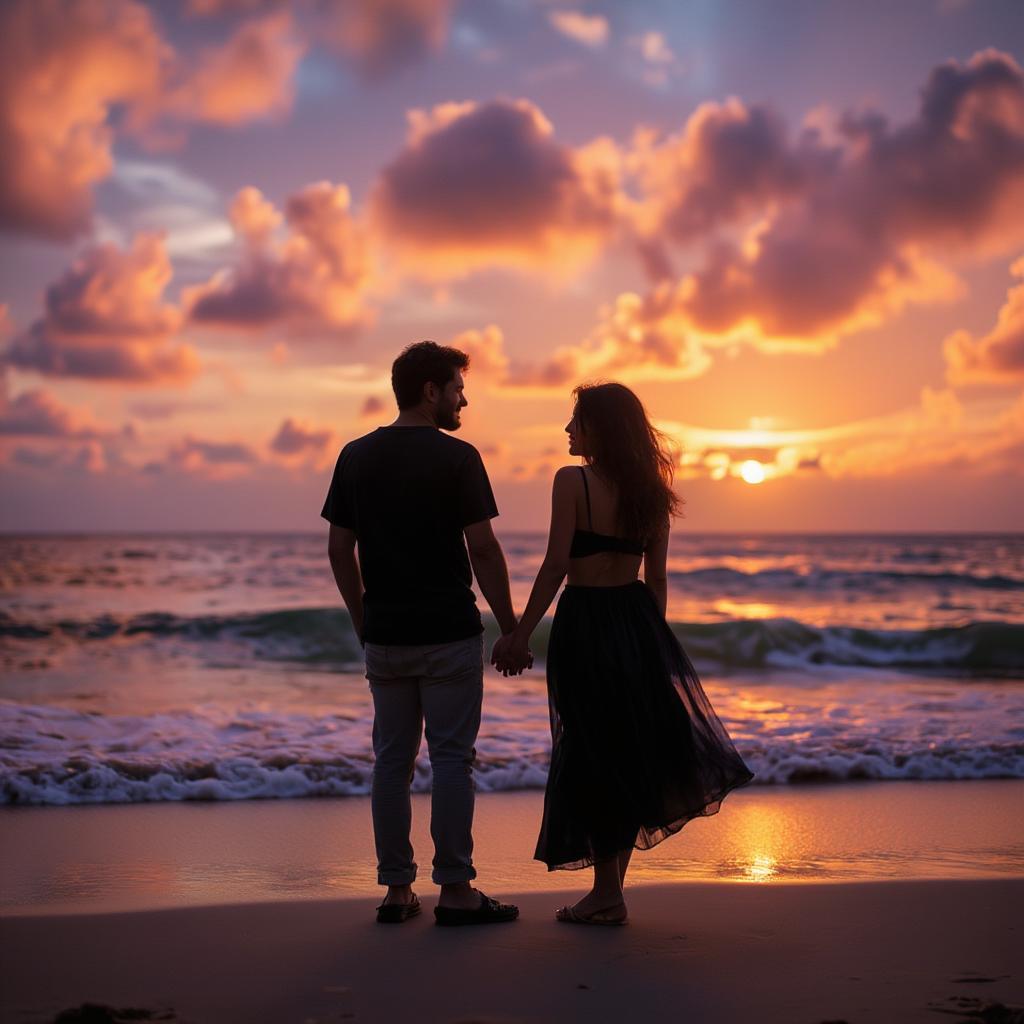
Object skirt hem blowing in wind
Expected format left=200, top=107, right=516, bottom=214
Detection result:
left=534, top=580, right=755, bottom=872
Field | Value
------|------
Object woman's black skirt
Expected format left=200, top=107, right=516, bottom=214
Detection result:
left=535, top=581, right=755, bottom=871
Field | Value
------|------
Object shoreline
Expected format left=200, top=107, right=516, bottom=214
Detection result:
left=3, top=780, right=1023, bottom=918
left=3, top=529, right=1022, bottom=536
left=3, top=879, right=1021, bottom=1023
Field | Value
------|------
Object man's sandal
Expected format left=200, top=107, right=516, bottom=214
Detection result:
left=376, top=893, right=421, bottom=923
left=433, top=891, right=519, bottom=926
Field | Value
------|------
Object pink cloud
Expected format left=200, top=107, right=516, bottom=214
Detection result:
left=164, top=434, right=258, bottom=478
left=359, top=395, right=387, bottom=418
left=635, top=49, right=1024, bottom=342
left=0, top=0, right=304, bottom=241
left=0, top=389, right=102, bottom=438
left=185, top=0, right=451, bottom=78
left=268, top=416, right=333, bottom=456
left=186, top=183, right=373, bottom=336
left=186, top=0, right=284, bottom=14
left=6, top=439, right=107, bottom=473
left=371, top=99, right=623, bottom=277
left=633, top=98, right=818, bottom=242
left=945, top=256, right=1024, bottom=384
left=328, top=0, right=454, bottom=78
left=5, top=233, right=199, bottom=384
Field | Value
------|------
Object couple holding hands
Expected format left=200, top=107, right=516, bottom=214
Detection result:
left=323, top=341, right=753, bottom=927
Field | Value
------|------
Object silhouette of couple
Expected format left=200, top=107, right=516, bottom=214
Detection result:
left=323, top=341, right=753, bottom=927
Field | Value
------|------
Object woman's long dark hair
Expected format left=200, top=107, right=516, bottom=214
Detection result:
left=573, top=382, right=682, bottom=543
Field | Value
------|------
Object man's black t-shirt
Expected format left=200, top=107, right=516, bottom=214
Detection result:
left=321, top=426, right=498, bottom=645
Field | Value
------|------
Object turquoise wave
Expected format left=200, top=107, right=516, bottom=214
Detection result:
left=2, top=608, right=1023, bottom=676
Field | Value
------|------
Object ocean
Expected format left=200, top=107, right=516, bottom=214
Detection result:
left=1, top=532, right=1022, bottom=806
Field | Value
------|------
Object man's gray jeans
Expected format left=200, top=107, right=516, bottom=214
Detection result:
left=364, top=634, right=483, bottom=887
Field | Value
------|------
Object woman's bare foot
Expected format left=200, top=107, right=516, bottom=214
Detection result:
left=564, top=888, right=627, bottom=919
left=555, top=896, right=628, bottom=925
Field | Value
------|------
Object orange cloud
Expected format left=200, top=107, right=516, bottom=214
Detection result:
left=0, top=0, right=167, bottom=240
left=945, top=256, right=1024, bottom=385
left=0, top=0, right=304, bottom=241
left=548, top=11, right=609, bottom=48
left=186, top=182, right=373, bottom=336
left=451, top=325, right=509, bottom=380
left=158, top=11, right=302, bottom=127
left=660, top=383, right=1023, bottom=483
left=818, top=390, right=1023, bottom=480
left=371, top=99, right=623, bottom=278
left=506, top=286, right=712, bottom=387
left=633, top=49, right=1024, bottom=344
left=447, top=293, right=711, bottom=392
left=231, top=185, right=283, bottom=244
left=5, top=234, right=199, bottom=384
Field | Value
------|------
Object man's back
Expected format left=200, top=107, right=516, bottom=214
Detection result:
left=321, top=425, right=497, bottom=645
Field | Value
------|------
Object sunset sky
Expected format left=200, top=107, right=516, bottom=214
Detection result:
left=1, top=0, right=1022, bottom=532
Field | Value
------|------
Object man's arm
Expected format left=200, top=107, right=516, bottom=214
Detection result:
left=464, top=519, right=517, bottom=636
left=327, top=524, right=364, bottom=639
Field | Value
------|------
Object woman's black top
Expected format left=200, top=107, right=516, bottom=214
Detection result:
left=568, top=467, right=645, bottom=558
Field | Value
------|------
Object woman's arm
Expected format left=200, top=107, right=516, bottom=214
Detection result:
left=494, top=468, right=576, bottom=670
left=643, top=524, right=670, bottom=618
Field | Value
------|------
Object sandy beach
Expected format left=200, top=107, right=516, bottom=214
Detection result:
left=2, top=879, right=1021, bottom=1024
left=2, top=782, right=1023, bottom=1023
left=3, top=0, right=1024, bottom=1009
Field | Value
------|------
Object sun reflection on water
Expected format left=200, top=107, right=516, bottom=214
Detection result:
left=720, top=804, right=789, bottom=883
left=741, top=852, right=778, bottom=882
left=711, top=599, right=782, bottom=620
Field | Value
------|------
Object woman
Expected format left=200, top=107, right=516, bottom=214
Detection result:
left=495, top=383, right=754, bottom=925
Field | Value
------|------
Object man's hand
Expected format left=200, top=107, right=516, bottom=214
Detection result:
left=491, top=633, right=533, bottom=676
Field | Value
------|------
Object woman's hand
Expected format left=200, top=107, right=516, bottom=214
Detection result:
left=491, top=631, right=533, bottom=676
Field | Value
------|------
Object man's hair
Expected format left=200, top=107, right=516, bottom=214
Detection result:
left=391, top=341, right=470, bottom=410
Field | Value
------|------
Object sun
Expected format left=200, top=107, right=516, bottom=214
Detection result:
left=739, top=460, right=766, bottom=485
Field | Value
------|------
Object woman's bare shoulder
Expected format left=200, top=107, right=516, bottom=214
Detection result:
left=553, top=465, right=583, bottom=485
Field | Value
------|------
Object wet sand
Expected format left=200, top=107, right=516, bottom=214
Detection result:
left=3, top=781, right=1023, bottom=916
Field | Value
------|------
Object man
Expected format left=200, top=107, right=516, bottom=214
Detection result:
left=322, top=341, right=529, bottom=926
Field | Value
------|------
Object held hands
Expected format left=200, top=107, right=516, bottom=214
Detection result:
left=491, top=631, right=534, bottom=676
